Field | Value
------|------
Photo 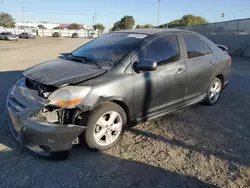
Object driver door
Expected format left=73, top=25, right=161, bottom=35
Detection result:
left=132, top=35, right=187, bottom=120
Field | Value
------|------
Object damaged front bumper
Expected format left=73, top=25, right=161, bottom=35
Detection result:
left=6, top=78, right=86, bottom=156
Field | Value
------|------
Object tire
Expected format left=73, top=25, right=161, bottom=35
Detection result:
left=83, top=102, right=127, bottom=150
left=204, top=77, right=222, bottom=105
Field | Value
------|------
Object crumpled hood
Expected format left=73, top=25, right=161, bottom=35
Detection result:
left=23, top=59, right=106, bottom=87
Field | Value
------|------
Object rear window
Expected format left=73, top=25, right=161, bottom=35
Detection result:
left=184, top=35, right=206, bottom=58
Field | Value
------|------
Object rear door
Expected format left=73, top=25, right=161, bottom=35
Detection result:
left=182, top=35, right=216, bottom=99
left=133, top=35, right=187, bottom=119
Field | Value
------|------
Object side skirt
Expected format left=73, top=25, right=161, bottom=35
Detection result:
left=135, top=93, right=206, bottom=123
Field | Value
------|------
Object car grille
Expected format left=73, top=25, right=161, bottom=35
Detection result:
left=8, top=96, right=26, bottom=114
left=7, top=96, right=25, bottom=139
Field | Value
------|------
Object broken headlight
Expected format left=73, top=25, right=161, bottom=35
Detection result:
left=48, top=86, right=91, bottom=108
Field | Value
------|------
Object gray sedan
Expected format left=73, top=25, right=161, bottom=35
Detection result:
left=19, top=32, right=36, bottom=39
left=6, top=29, right=231, bottom=159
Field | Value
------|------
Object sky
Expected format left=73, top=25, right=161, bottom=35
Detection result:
left=1, top=0, right=250, bottom=30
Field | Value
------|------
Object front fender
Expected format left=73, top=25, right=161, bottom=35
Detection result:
left=78, top=95, right=125, bottom=111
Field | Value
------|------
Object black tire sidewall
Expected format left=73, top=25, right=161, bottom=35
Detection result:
left=84, top=102, right=127, bottom=150
left=205, top=77, right=222, bottom=105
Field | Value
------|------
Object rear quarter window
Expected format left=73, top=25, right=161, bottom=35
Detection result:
left=203, top=41, right=212, bottom=55
left=183, top=35, right=206, bottom=58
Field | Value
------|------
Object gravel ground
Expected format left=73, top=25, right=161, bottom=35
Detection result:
left=0, top=38, right=250, bottom=188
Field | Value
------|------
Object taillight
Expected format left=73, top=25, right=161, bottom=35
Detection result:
left=228, top=55, right=232, bottom=66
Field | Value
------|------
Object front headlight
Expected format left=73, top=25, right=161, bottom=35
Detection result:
left=48, top=86, right=91, bottom=108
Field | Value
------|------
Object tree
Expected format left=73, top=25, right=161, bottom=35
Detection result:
left=37, top=24, right=46, bottom=29
left=159, top=15, right=208, bottom=28
left=0, top=12, right=15, bottom=28
left=179, top=14, right=208, bottom=26
left=93, top=23, right=105, bottom=31
left=136, top=25, right=142, bottom=29
left=111, top=21, right=121, bottom=31
left=158, top=24, right=168, bottom=28
left=168, top=19, right=181, bottom=28
left=119, top=15, right=135, bottom=30
left=67, top=23, right=81, bottom=30
left=53, top=26, right=64, bottom=29
left=136, top=24, right=155, bottom=29
left=144, top=24, right=154, bottom=28
left=111, top=15, right=135, bottom=31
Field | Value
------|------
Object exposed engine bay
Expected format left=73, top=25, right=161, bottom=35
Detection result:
left=26, top=78, right=58, bottom=99
left=38, top=106, right=83, bottom=125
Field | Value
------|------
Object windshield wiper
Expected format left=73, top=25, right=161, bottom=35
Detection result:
left=68, top=54, right=101, bottom=68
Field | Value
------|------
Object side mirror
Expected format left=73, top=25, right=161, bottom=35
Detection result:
left=134, top=59, right=157, bottom=73
left=58, top=53, right=70, bottom=59
left=60, top=53, right=70, bottom=56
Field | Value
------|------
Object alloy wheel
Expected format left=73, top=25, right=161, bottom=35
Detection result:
left=93, top=111, right=123, bottom=146
left=209, top=81, right=221, bottom=103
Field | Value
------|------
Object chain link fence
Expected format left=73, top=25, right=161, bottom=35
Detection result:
left=170, top=18, right=250, bottom=57
left=176, top=18, right=250, bottom=36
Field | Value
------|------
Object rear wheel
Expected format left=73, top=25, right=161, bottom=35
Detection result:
left=204, top=77, right=222, bottom=105
left=83, top=102, right=127, bottom=150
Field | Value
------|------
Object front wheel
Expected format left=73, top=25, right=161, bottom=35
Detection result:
left=204, top=77, right=222, bottom=105
left=83, top=102, right=127, bottom=150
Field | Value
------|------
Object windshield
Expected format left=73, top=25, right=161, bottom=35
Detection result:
left=71, top=32, right=147, bottom=65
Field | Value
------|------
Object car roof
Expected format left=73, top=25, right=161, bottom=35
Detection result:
left=115, top=28, right=198, bottom=36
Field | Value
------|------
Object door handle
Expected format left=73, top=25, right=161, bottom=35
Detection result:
left=177, top=68, right=186, bottom=74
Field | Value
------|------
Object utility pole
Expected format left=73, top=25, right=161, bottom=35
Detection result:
left=22, top=7, right=25, bottom=26
left=93, top=16, right=95, bottom=26
left=95, top=12, right=97, bottom=24
left=157, top=0, right=161, bottom=27
left=94, top=12, right=98, bottom=24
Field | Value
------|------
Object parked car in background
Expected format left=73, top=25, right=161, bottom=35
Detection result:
left=19, top=32, right=36, bottom=39
left=52, top=32, right=61, bottom=37
left=0, top=32, right=18, bottom=41
left=89, top=32, right=97, bottom=38
left=7, top=29, right=231, bottom=159
left=72, top=33, right=79, bottom=38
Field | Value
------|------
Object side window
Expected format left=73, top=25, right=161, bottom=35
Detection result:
left=183, top=35, right=206, bottom=58
left=139, top=35, right=180, bottom=65
left=203, top=41, right=212, bottom=54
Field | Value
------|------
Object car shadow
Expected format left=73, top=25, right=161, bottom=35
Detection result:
left=0, top=146, right=218, bottom=188
left=0, top=70, right=23, bottom=136
left=133, top=71, right=250, bottom=167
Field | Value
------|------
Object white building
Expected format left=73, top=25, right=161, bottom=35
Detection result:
left=16, top=21, right=92, bottom=30
left=16, top=21, right=60, bottom=29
